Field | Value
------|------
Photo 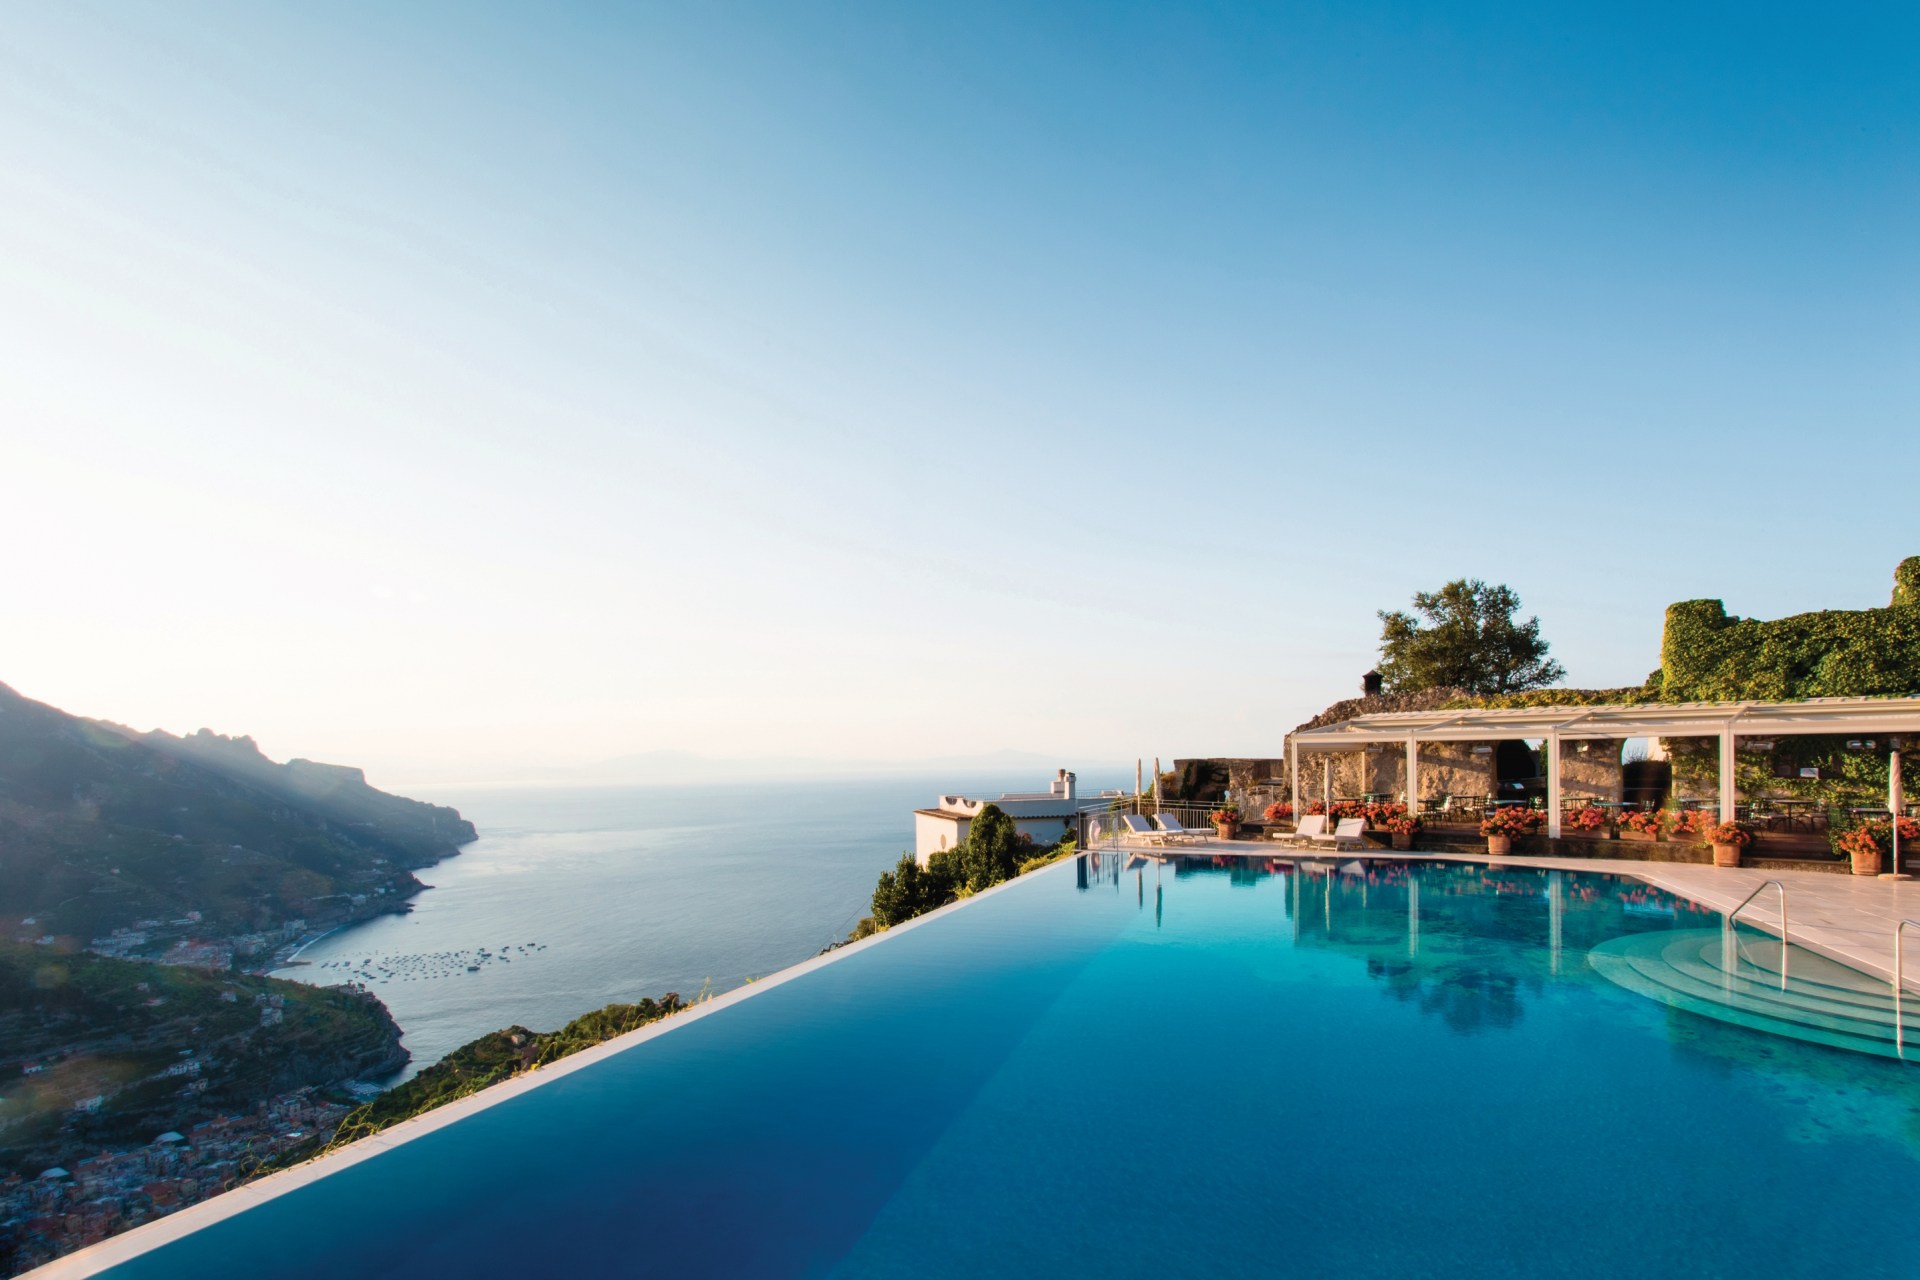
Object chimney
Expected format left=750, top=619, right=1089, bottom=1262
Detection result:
left=1052, top=768, right=1077, bottom=802
left=1362, top=669, right=1383, bottom=697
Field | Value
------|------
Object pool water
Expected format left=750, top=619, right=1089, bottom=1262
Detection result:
left=92, top=857, right=1920, bottom=1278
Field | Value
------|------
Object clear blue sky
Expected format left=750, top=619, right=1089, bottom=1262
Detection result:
left=3, top=2, right=1914, bottom=783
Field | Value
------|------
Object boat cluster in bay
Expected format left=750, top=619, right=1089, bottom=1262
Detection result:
left=316, top=942, right=547, bottom=985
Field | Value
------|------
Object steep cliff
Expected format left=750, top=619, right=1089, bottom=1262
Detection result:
left=0, top=681, right=476, bottom=946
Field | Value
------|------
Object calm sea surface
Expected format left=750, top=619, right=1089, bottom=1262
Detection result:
left=272, top=774, right=1116, bottom=1074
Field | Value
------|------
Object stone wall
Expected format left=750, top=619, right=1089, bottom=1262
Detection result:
left=1290, top=739, right=1626, bottom=805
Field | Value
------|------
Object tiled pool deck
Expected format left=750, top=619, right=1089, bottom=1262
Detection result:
left=1196, top=837, right=1920, bottom=990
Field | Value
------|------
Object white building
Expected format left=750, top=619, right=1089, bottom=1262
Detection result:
left=913, top=770, right=1079, bottom=865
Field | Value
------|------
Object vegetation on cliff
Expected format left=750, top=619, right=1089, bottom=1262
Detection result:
left=857, top=805, right=1070, bottom=935
left=0, top=941, right=405, bottom=1177
left=0, top=680, right=475, bottom=945
left=326, top=996, right=685, bottom=1148
left=1654, top=556, right=1920, bottom=702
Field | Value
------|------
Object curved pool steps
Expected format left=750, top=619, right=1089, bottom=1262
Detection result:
left=1590, top=927, right=1920, bottom=1060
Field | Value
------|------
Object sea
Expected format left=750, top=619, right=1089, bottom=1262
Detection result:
left=271, top=773, right=1122, bottom=1076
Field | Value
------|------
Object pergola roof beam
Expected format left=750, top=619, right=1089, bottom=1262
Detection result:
left=1289, top=695, right=1920, bottom=749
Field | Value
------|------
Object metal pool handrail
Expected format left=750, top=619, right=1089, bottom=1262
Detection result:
left=1893, top=919, right=1920, bottom=1061
left=1722, top=880, right=1789, bottom=992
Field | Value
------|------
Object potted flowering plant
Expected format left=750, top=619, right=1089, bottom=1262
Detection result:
left=1618, top=809, right=1665, bottom=842
left=1702, top=819, right=1752, bottom=868
left=1838, top=825, right=1883, bottom=877
left=1330, top=799, right=1368, bottom=822
left=1836, top=818, right=1920, bottom=877
left=1263, top=801, right=1294, bottom=825
left=1479, top=808, right=1543, bottom=857
left=1305, top=800, right=1328, bottom=816
left=1385, top=814, right=1422, bottom=851
left=1364, top=801, right=1408, bottom=830
left=1562, top=806, right=1609, bottom=836
left=1210, top=806, right=1243, bottom=840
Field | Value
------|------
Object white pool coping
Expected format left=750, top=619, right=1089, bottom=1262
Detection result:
left=24, top=860, right=1071, bottom=1278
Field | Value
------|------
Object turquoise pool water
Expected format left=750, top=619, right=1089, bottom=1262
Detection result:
left=95, top=857, right=1920, bottom=1278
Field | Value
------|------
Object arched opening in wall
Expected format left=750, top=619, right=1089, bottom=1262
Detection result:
left=1620, top=738, right=1672, bottom=809
left=1494, top=739, right=1545, bottom=803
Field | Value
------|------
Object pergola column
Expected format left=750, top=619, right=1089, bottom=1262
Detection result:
left=1546, top=733, right=1562, bottom=838
left=1405, top=737, right=1419, bottom=811
left=1290, top=743, right=1300, bottom=819
left=1719, top=728, right=1737, bottom=823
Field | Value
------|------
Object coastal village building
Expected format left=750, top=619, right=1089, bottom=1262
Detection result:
left=914, top=770, right=1079, bottom=864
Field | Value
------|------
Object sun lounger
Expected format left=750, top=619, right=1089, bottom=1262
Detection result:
left=1119, top=814, right=1170, bottom=845
left=1311, top=817, right=1367, bottom=851
left=1281, top=815, right=1327, bottom=846
left=1152, top=815, right=1207, bottom=844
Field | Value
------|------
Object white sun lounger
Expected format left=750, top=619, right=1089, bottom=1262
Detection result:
left=1311, top=817, right=1368, bottom=851
left=1282, top=815, right=1328, bottom=846
left=1120, top=814, right=1170, bottom=845
left=1152, top=815, right=1207, bottom=844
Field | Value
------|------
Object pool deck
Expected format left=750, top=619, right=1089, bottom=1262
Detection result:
left=1169, top=837, right=1920, bottom=991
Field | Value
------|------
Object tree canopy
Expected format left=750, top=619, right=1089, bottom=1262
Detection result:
left=1376, top=579, right=1564, bottom=695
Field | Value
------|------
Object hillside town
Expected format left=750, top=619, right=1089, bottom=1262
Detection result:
left=0, top=1088, right=351, bottom=1275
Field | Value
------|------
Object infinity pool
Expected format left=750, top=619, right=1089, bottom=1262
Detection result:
left=79, top=856, right=1920, bottom=1278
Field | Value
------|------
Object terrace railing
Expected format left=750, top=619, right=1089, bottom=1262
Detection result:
left=1076, top=800, right=1230, bottom=849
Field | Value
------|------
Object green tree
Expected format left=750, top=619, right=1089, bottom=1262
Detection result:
left=1376, top=579, right=1565, bottom=695
left=953, top=803, right=1029, bottom=892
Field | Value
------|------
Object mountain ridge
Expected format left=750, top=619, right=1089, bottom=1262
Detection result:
left=0, top=680, right=475, bottom=954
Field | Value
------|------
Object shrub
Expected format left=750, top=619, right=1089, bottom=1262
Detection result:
left=870, top=851, right=961, bottom=928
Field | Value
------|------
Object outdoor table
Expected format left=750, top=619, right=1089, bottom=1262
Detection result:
left=1773, top=798, right=1817, bottom=831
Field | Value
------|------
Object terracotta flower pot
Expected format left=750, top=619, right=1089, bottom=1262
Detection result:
left=1215, top=822, right=1239, bottom=841
left=1851, top=846, right=1883, bottom=877
left=1391, top=832, right=1413, bottom=851
left=1619, top=829, right=1658, bottom=843
left=1711, top=842, right=1741, bottom=868
left=1487, top=835, right=1512, bottom=857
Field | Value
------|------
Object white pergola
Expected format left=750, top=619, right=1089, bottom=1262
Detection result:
left=1288, top=695, right=1920, bottom=839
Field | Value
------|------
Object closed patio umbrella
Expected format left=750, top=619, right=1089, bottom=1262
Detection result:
left=1892, top=749, right=1907, bottom=877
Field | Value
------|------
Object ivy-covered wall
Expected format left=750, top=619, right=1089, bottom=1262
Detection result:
left=1658, top=556, right=1920, bottom=701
